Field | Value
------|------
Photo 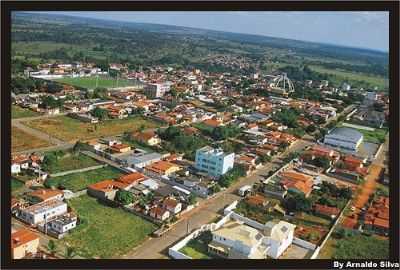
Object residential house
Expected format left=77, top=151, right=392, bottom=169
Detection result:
left=208, top=219, right=295, bottom=259
left=364, top=196, right=389, bottom=235
left=202, top=118, right=223, bottom=128
left=110, top=143, right=131, bottom=153
left=27, top=189, right=64, bottom=203
left=117, top=172, right=147, bottom=188
left=44, top=213, right=78, bottom=235
left=87, top=179, right=128, bottom=201
left=133, top=130, right=161, bottom=146
left=279, top=171, right=314, bottom=198
left=163, top=197, right=182, bottom=214
left=145, top=160, right=181, bottom=177
left=149, top=206, right=170, bottom=221
left=11, top=229, right=40, bottom=259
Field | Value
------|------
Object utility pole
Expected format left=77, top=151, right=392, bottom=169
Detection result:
left=186, top=219, right=190, bottom=234
left=95, top=75, right=99, bottom=89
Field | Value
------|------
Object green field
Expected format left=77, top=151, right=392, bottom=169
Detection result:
left=11, top=178, right=24, bottom=192
left=11, top=105, right=40, bottom=119
left=309, top=65, right=387, bottom=89
left=43, top=152, right=100, bottom=174
left=180, top=239, right=211, bottom=259
left=55, top=76, right=138, bottom=89
left=46, top=166, right=123, bottom=192
left=64, top=195, right=157, bottom=258
left=25, top=115, right=162, bottom=142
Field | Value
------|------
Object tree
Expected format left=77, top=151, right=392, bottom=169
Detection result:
left=259, top=154, right=272, bottom=164
left=91, top=107, right=108, bottom=120
left=115, top=190, right=134, bottom=205
left=41, top=95, right=62, bottom=109
left=64, top=246, right=76, bottom=259
left=313, top=156, right=331, bottom=169
left=188, top=193, right=197, bottom=205
left=283, top=193, right=312, bottom=213
left=72, top=141, right=86, bottom=155
left=47, top=240, right=57, bottom=255
left=93, top=87, right=108, bottom=99
left=306, top=124, right=317, bottom=133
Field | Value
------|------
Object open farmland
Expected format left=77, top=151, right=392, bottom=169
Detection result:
left=55, top=76, right=139, bottom=89
left=309, top=65, right=387, bottom=90
left=24, top=115, right=162, bottom=142
left=12, top=126, right=52, bottom=152
left=64, top=195, right=157, bottom=258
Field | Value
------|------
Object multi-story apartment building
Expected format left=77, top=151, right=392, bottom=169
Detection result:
left=195, top=146, right=235, bottom=177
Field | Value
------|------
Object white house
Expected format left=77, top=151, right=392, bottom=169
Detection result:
left=163, top=197, right=182, bottom=215
left=208, top=219, right=296, bottom=259
left=18, top=200, right=68, bottom=225
left=46, top=214, right=77, bottom=234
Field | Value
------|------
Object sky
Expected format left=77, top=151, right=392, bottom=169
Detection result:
left=40, top=11, right=389, bottom=52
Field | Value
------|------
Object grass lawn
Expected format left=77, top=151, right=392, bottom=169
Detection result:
left=24, top=115, right=162, bottom=142
left=43, top=151, right=100, bottom=174
left=332, top=234, right=389, bottom=259
left=12, top=126, right=52, bottom=152
left=180, top=239, right=211, bottom=259
left=12, top=105, right=40, bottom=119
left=55, top=76, right=138, bottom=89
left=309, top=65, right=387, bottom=89
left=47, top=166, right=123, bottom=192
left=11, top=178, right=24, bottom=192
left=63, top=195, right=157, bottom=258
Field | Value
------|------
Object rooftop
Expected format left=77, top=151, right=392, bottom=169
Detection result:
left=11, top=229, right=39, bottom=249
left=326, top=127, right=363, bottom=141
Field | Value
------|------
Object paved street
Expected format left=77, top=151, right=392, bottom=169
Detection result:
left=122, top=139, right=312, bottom=259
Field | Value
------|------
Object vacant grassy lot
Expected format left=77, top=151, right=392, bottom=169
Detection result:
left=332, top=234, right=389, bottom=259
left=64, top=195, right=157, bottom=258
left=24, top=115, right=161, bottom=142
left=42, top=151, right=100, bottom=174
left=309, top=65, right=387, bottom=89
left=180, top=239, right=211, bottom=259
left=12, top=126, right=52, bottom=152
left=46, top=166, right=123, bottom=192
left=55, top=76, right=138, bottom=89
left=11, top=105, right=40, bottom=119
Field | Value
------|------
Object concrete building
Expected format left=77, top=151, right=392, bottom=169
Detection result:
left=18, top=199, right=68, bottom=225
left=324, top=127, right=363, bottom=151
left=208, top=220, right=296, bottom=259
left=46, top=213, right=78, bottom=234
left=144, top=83, right=170, bottom=98
left=195, top=146, right=235, bottom=177
left=118, top=152, right=163, bottom=169
left=11, top=229, right=40, bottom=259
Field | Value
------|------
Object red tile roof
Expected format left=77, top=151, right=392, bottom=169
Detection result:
left=28, top=189, right=63, bottom=202
left=88, top=179, right=128, bottom=192
left=11, top=229, right=39, bottom=249
left=118, top=172, right=147, bottom=185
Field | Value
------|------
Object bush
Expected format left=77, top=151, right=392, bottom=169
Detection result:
left=219, top=165, right=246, bottom=188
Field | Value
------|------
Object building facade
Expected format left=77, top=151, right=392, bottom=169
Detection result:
left=195, top=146, right=235, bottom=177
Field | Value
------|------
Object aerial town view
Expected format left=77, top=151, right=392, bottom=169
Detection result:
left=10, top=11, right=390, bottom=261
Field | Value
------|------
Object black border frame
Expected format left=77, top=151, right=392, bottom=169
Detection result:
left=1, top=1, right=399, bottom=269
